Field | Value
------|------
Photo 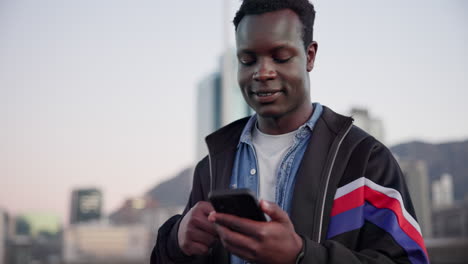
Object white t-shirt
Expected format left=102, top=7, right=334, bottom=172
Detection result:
left=252, top=124, right=296, bottom=202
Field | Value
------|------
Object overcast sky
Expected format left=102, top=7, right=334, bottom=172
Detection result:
left=1, top=0, right=467, bottom=222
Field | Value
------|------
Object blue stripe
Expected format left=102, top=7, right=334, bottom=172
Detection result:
left=327, top=204, right=365, bottom=238
left=327, top=202, right=428, bottom=264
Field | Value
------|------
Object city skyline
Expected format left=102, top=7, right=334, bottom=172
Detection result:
left=1, top=0, right=468, bottom=220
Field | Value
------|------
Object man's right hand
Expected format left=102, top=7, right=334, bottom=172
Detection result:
left=178, top=201, right=218, bottom=256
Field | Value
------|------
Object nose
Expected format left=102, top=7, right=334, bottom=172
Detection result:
left=253, top=58, right=277, bottom=81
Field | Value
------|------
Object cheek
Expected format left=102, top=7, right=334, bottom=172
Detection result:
left=281, top=68, right=305, bottom=89
left=237, top=69, right=251, bottom=90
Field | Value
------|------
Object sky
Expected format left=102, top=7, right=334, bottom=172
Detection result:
left=1, top=0, right=467, bottom=223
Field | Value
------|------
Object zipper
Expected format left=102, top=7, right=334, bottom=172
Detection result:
left=208, top=153, right=214, bottom=193
left=316, top=122, right=354, bottom=243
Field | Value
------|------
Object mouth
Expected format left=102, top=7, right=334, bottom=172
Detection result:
left=255, top=91, right=279, bottom=97
left=250, top=90, right=283, bottom=103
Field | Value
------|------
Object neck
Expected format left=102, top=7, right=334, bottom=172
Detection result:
left=257, top=102, right=313, bottom=135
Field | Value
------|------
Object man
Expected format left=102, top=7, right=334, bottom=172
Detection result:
left=152, top=0, right=429, bottom=263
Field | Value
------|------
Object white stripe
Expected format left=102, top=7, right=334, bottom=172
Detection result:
left=334, top=177, right=365, bottom=199
left=334, top=177, right=422, bottom=235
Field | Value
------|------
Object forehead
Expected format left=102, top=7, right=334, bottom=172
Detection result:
left=235, top=9, right=303, bottom=51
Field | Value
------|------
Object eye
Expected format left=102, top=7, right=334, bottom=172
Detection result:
left=238, top=54, right=256, bottom=66
left=239, top=59, right=256, bottom=66
left=273, top=57, right=292, bottom=63
left=273, top=49, right=293, bottom=63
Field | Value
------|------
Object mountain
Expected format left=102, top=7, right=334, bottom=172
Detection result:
left=145, top=167, right=193, bottom=207
left=144, top=139, right=468, bottom=206
left=390, top=139, right=468, bottom=201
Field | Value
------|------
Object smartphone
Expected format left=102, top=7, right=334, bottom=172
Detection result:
left=208, top=188, right=266, bottom=222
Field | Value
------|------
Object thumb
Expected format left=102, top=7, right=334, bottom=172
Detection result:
left=260, top=200, right=289, bottom=223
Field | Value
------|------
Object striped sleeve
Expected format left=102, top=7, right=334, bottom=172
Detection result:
left=326, top=177, right=429, bottom=264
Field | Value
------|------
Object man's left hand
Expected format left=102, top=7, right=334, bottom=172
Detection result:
left=208, top=200, right=303, bottom=264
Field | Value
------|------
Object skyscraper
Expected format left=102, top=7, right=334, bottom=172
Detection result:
left=69, top=188, right=103, bottom=224
left=350, top=108, right=385, bottom=143
left=196, top=50, right=252, bottom=160
left=196, top=72, right=222, bottom=160
left=399, top=159, right=433, bottom=238
left=432, top=173, right=454, bottom=209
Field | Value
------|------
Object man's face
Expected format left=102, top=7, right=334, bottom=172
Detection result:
left=236, top=9, right=317, bottom=119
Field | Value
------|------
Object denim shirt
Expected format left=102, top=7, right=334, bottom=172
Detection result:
left=230, top=103, right=323, bottom=264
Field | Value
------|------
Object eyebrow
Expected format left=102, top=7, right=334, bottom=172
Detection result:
left=270, top=45, right=292, bottom=52
left=237, top=43, right=295, bottom=55
left=237, top=50, right=255, bottom=56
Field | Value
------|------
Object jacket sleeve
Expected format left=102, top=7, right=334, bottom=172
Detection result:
left=300, top=140, right=429, bottom=264
left=150, top=157, right=212, bottom=264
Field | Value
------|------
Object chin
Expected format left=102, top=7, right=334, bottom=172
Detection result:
left=254, top=105, right=285, bottom=119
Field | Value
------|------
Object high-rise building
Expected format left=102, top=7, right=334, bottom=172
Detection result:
left=196, top=50, right=252, bottom=159
left=349, top=108, right=385, bottom=143
left=69, top=188, right=103, bottom=224
left=196, top=73, right=222, bottom=160
left=398, top=159, right=433, bottom=238
left=432, top=173, right=454, bottom=209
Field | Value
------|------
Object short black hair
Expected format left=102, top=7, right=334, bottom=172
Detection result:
left=233, top=0, right=316, bottom=49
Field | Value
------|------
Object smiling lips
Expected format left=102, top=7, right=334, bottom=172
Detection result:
left=251, top=90, right=283, bottom=103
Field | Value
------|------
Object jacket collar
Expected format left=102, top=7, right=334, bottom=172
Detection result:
left=205, top=117, right=250, bottom=157
left=204, top=105, right=352, bottom=157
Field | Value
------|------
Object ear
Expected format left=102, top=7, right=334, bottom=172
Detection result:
left=306, top=41, right=318, bottom=72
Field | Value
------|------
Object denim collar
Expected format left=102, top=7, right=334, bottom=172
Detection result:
left=238, top=102, right=323, bottom=147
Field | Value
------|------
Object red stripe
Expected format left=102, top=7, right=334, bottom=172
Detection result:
left=364, top=186, right=428, bottom=256
left=331, top=186, right=365, bottom=217
left=330, top=185, right=428, bottom=256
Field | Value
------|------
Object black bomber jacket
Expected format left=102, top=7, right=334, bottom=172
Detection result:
left=151, top=106, right=429, bottom=264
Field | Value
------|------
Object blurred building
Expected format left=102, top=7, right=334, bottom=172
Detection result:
left=16, top=213, right=61, bottom=238
left=432, top=198, right=468, bottom=238
left=69, top=188, right=103, bottom=224
left=64, top=190, right=184, bottom=264
left=426, top=238, right=468, bottom=264
left=7, top=235, right=32, bottom=264
left=398, top=160, right=433, bottom=238
left=196, top=73, right=222, bottom=160
left=432, top=173, right=454, bottom=209
left=196, top=50, right=252, bottom=160
left=350, top=108, right=385, bottom=143
left=101, top=168, right=188, bottom=264
left=6, top=213, right=62, bottom=264
left=63, top=222, right=151, bottom=264
left=0, top=209, right=7, bottom=264
left=110, top=196, right=183, bottom=235
left=220, top=49, right=250, bottom=127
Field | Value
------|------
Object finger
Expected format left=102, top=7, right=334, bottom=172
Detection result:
left=215, top=223, right=257, bottom=256
left=260, top=200, right=289, bottom=223
left=186, top=227, right=217, bottom=246
left=208, top=211, right=216, bottom=223
left=184, top=241, right=211, bottom=256
left=195, top=201, right=215, bottom=216
left=210, top=212, right=261, bottom=236
left=191, top=214, right=217, bottom=236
